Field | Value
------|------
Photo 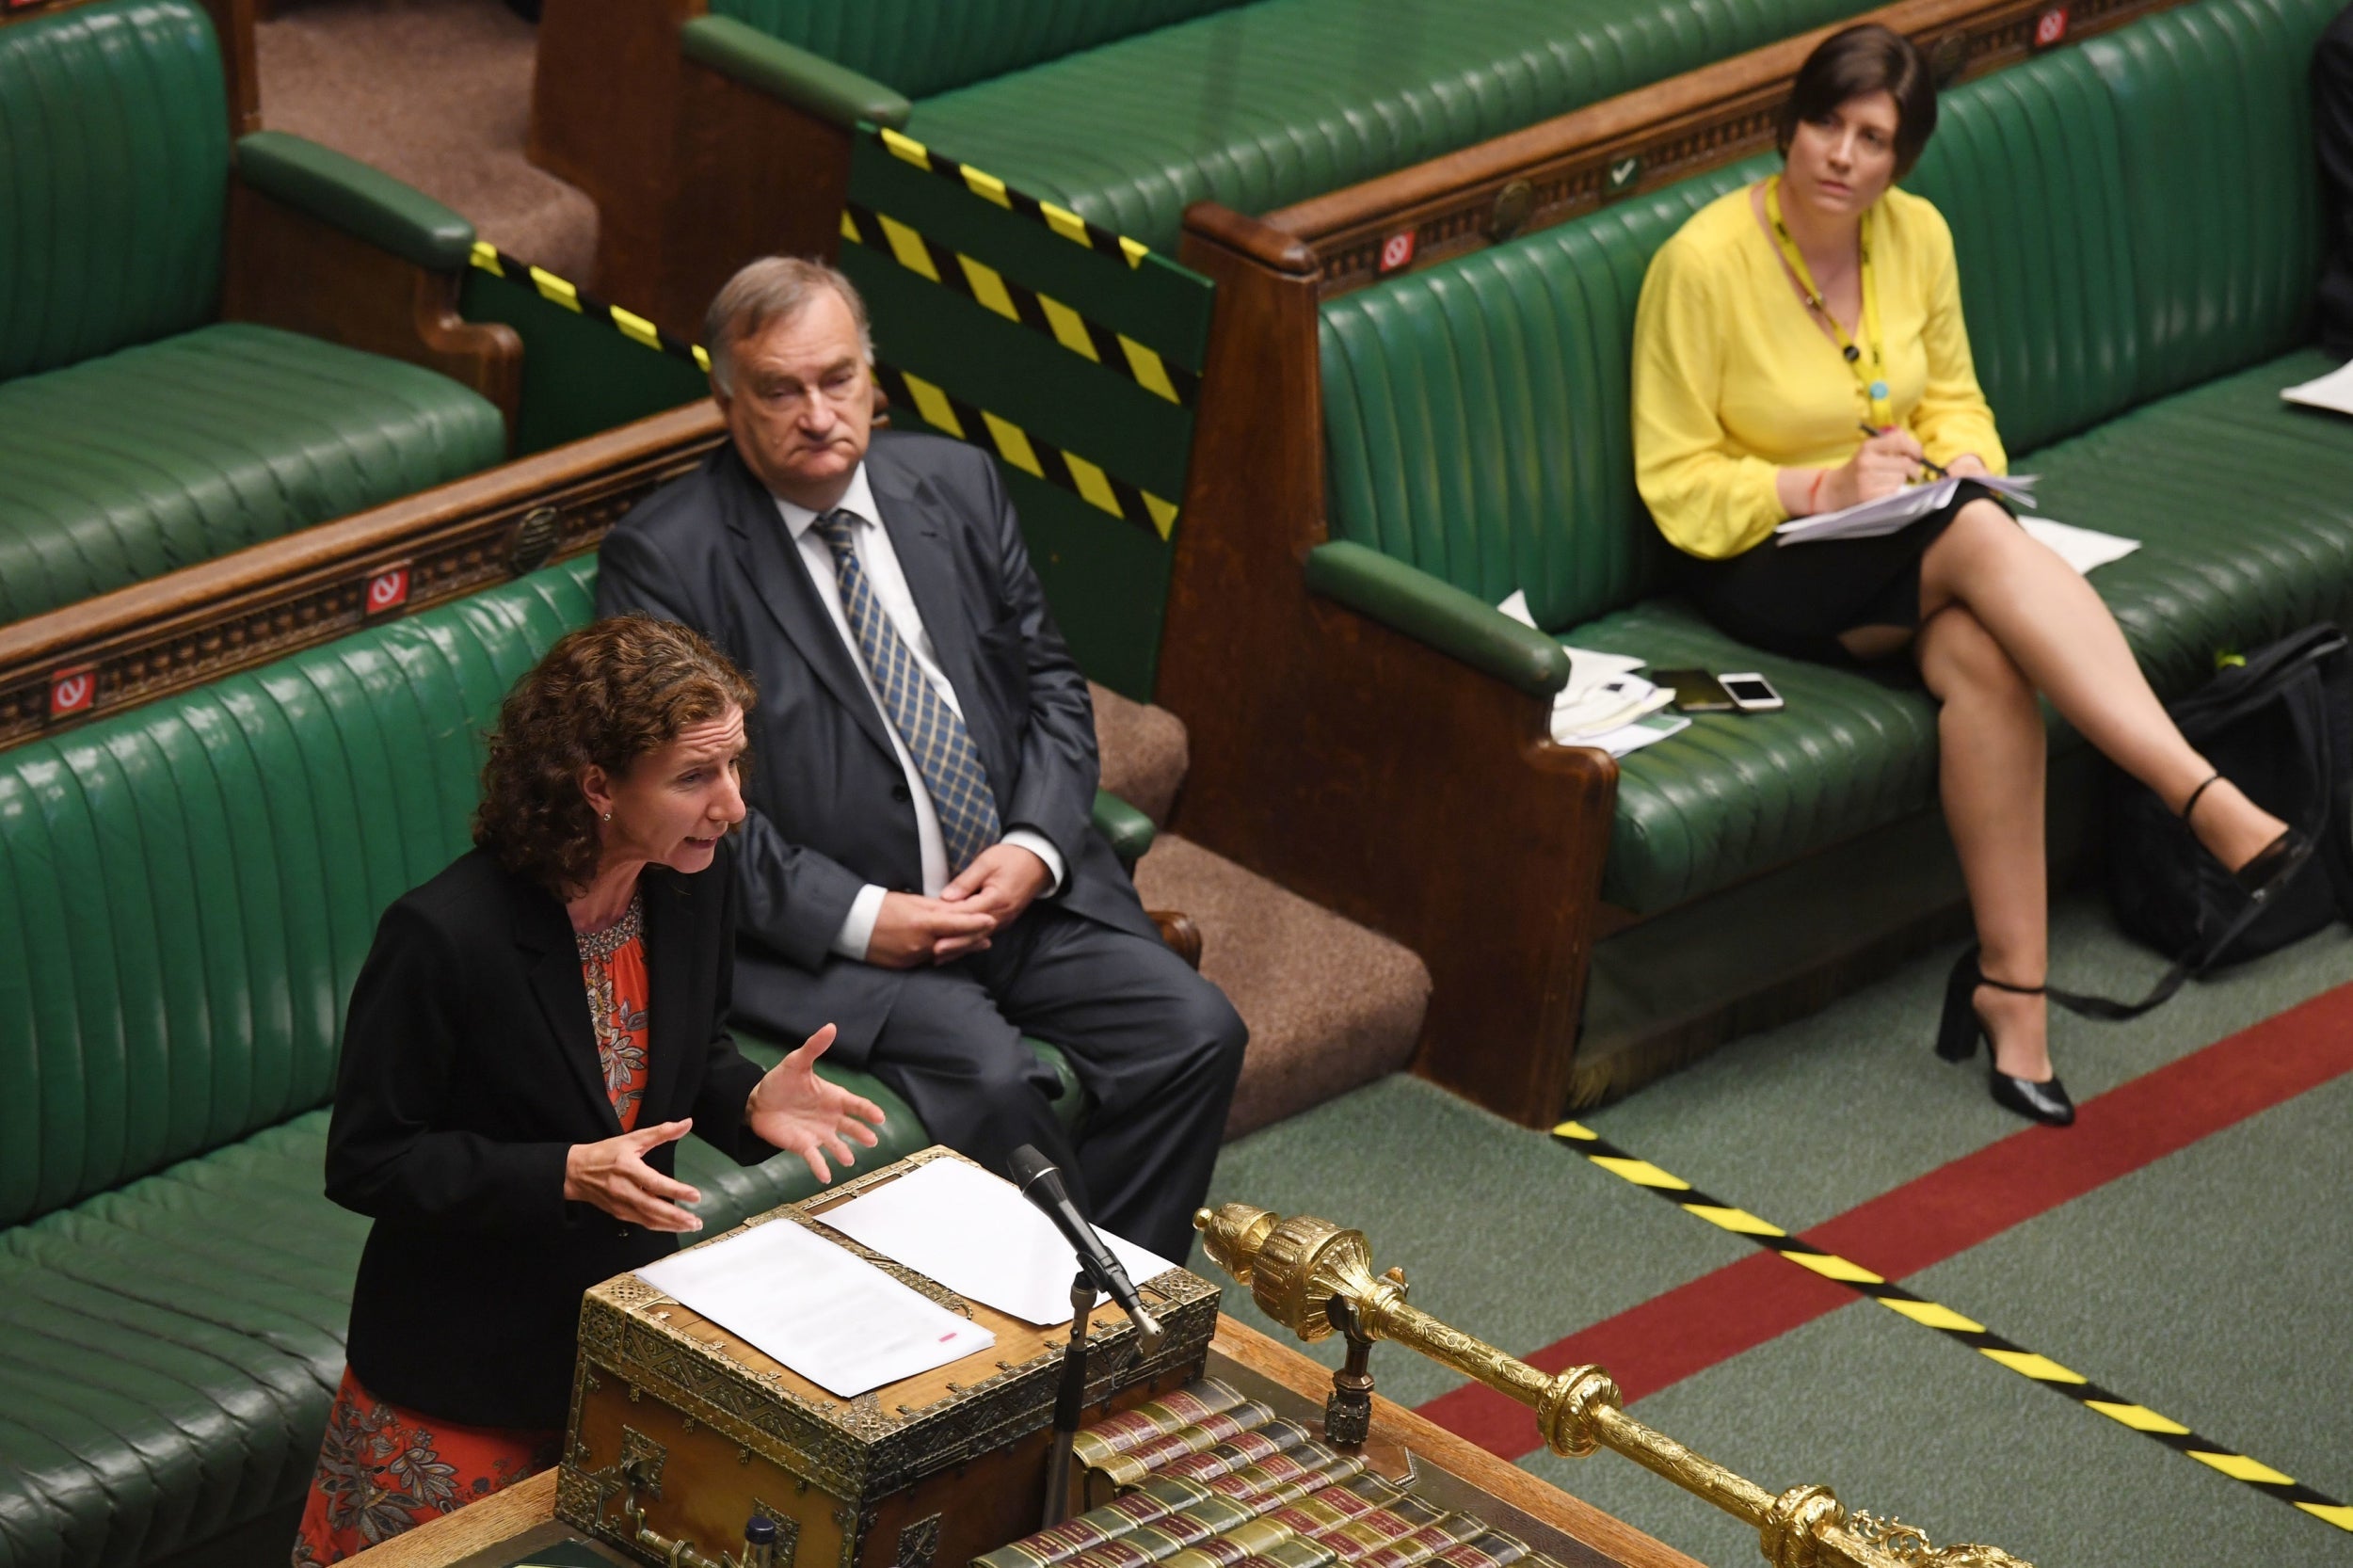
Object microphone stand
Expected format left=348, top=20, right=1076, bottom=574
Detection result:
left=1041, top=1271, right=1096, bottom=1530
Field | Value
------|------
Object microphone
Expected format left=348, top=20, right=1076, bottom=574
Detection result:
left=1007, top=1144, right=1164, bottom=1352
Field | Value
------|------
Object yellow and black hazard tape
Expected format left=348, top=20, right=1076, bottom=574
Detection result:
left=875, top=126, right=1152, bottom=270
left=465, top=242, right=1176, bottom=542
left=1552, top=1121, right=2353, bottom=1533
left=469, top=242, right=712, bottom=373
left=872, top=360, right=1178, bottom=541
left=840, top=201, right=1196, bottom=407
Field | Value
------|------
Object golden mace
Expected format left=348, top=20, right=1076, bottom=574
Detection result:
left=1193, top=1203, right=2032, bottom=1568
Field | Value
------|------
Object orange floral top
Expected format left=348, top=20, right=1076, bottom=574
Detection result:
left=576, top=891, right=650, bottom=1129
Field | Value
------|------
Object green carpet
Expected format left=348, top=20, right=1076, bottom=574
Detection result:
left=1197, top=891, right=2353, bottom=1566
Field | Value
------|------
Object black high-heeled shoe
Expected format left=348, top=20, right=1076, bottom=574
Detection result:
left=1935, top=945, right=2075, bottom=1127
left=2180, top=772, right=2313, bottom=905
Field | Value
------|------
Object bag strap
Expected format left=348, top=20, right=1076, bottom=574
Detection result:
left=2052, top=667, right=2333, bottom=1021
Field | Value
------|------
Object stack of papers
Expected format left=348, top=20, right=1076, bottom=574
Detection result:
left=2281, top=358, right=2353, bottom=415
left=1776, top=473, right=2040, bottom=544
left=818, top=1157, right=1176, bottom=1327
left=1497, top=591, right=1689, bottom=757
left=635, top=1214, right=994, bottom=1398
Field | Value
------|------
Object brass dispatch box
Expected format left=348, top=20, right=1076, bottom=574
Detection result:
left=556, top=1147, right=1220, bottom=1568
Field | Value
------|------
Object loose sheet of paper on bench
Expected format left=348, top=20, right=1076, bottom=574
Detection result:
left=635, top=1213, right=993, bottom=1398
left=819, top=1157, right=1178, bottom=1327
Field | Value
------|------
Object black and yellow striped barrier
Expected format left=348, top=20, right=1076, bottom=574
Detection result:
left=470, top=242, right=711, bottom=373
left=872, top=361, right=1177, bottom=540
left=840, top=201, right=1196, bottom=406
left=1553, top=1120, right=2353, bottom=1533
left=875, top=126, right=1150, bottom=268
left=463, top=242, right=1174, bottom=541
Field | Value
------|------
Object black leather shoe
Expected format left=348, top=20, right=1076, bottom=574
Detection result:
left=1989, top=1069, right=2075, bottom=1127
left=2181, top=772, right=2315, bottom=907
left=2234, top=826, right=2315, bottom=905
left=1935, top=946, right=2075, bottom=1127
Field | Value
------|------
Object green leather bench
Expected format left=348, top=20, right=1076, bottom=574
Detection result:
left=687, top=0, right=1880, bottom=253
left=0, top=0, right=508, bottom=628
left=0, top=556, right=1113, bottom=1568
left=1300, top=0, right=2348, bottom=1093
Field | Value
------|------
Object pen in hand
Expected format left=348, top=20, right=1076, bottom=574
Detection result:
left=1858, top=421, right=1949, bottom=478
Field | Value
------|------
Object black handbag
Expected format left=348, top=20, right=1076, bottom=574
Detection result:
left=2064, top=624, right=2353, bottom=1020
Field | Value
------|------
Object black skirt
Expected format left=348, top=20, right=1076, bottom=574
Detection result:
left=1682, top=480, right=2011, bottom=663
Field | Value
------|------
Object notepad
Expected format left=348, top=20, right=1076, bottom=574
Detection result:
left=635, top=1214, right=992, bottom=1397
left=1776, top=473, right=2039, bottom=545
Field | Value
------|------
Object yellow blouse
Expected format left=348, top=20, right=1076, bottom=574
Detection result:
left=1631, top=183, right=2007, bottom=560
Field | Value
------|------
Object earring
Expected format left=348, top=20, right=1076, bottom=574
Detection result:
left=601, top=811, right=613, bottom=822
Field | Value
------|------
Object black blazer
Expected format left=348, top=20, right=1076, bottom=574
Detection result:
left=595, top=430, right=1157, bottom=1064
left=326, top=843, right=770, bottom=1429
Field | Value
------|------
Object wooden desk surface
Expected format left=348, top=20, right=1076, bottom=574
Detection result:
left=348, top=1317, right=1698, bottom=1568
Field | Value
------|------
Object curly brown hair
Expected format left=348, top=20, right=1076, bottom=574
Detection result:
left=473, top=615, right=757, bottom=895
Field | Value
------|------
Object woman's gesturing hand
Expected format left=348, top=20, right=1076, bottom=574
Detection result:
left=1824, top=427, right=1927, bottom=511
left=745, top=1023, right=888, bottom=1184
left=564, top=1119, right=705, bottom=1232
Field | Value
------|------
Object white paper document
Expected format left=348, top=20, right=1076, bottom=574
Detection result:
left=1549, top=675, right=1673, bottom=738
left=2019, top=517, right=2140, bottom=576
left=817, top=1157, right=1177, bottom=1327
left=1496, top=590, right=1653, bottom=733
left=1578, top=709, right=1690, bottom=758
left=1776, top=473, right=2040, bottom=545
left=2281, top=357, right=2353, bottom=415
left=635, top=1214, right=992, bottom=1398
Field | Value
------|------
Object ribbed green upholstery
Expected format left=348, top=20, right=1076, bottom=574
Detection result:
left=0, top=0, right=506, bottom=630
left=0, top=556, right=1087, bottom=1568
left=0, top=326, right=506, bottom=623
left=0, top=0, right=229, bottom=383
left=1322, top=161, right=1758, bottom=630
left=711, top=0, right=1249, bottom=99
left=1901, top=49, right=2141, bottom=455
left=2083, top=0, right=2334, bottom=402
left=1319, top=0, right=2353, bottom=914
left=904, top=0, right=1871, bottom=251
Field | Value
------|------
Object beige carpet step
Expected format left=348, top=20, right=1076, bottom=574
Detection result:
left=1134, top=836, right=1429, bottom=1137
left=1089, top=681, right=1188, bottom=825
left=256, top=0, right=600, bottom=282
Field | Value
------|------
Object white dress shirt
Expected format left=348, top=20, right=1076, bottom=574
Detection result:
left=774, top=465, right=1065, bottom=961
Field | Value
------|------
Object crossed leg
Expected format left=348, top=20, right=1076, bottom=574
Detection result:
left=1840, top=501, right=2288, bottom=1078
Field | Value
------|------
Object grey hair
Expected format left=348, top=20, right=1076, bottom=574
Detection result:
left=703, top=256, right=874, bottom=394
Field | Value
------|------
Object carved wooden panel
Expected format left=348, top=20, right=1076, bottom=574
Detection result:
left=0, top=411, right=724, bottom=748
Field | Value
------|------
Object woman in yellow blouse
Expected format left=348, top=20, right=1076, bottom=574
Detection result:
left=1632, top=24, right=2299, bottom=1125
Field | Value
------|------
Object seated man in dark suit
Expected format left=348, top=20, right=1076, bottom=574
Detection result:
left=596, top=257, right=1246, bottom=1258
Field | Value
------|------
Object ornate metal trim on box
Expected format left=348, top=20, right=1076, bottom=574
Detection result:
left=559, top=1146, right=1221, bottom=1568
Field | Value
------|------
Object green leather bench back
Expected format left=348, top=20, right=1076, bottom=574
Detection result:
left=0, top=0, right=229, bottom=383
left=908, top=0, right=1873, bottom=253
left=710, top=0, right=1252, bottom=98
left=1321, top=164, right=1753, bottom=629
left=2086, top=0, right=2329, bottom=404
left=1321, top=0, right=2337, bottom=632
left=0, top=561, right=597, bottom=1229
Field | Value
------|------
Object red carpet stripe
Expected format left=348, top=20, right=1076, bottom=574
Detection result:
left=1418, top=980, right=2353, bottom=1458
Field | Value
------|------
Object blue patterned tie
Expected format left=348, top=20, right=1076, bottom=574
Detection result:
left=812, top=510, right=1002, bottom=873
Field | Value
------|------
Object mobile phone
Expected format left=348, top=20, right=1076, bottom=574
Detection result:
left=1720, top=672, right=1785, bottom=712
left=1653, top=668, right=1737, bottom=712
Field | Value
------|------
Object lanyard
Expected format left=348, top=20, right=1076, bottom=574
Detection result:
left=1765, top=175, right=1891, bottom=429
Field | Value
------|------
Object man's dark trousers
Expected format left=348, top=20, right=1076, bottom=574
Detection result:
left=596, top=430, right=1245, bottom=1260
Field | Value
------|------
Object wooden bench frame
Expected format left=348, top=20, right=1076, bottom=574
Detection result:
left=5, top=0, right=523, bottom=438
left=1151, top=0, right=2185, bottom=1127
left=0, top=406, right=725, bottom=748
